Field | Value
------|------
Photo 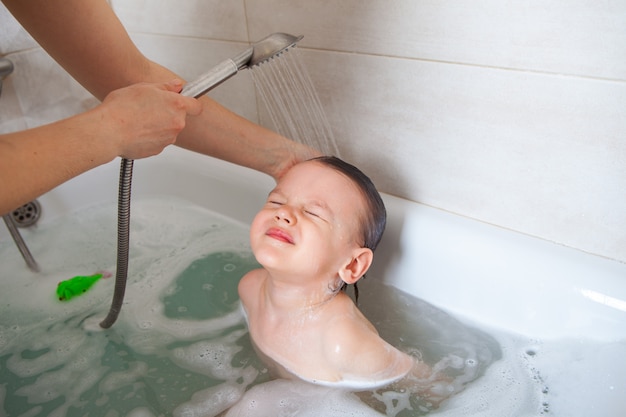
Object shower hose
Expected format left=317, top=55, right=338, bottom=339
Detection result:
left=97, top=32, right=301, bottom=329
left=97, top=52, right=247, bottom=329
left=99, top=158, right=133, bottom=328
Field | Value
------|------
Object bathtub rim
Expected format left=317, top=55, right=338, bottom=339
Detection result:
left=5, top=145, right=624, bottom=341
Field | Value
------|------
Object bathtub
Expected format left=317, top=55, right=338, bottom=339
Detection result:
left=2, top=145, right=625, bottom=416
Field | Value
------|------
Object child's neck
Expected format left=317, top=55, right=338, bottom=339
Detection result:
left=262, top=270, right=338, bottom=315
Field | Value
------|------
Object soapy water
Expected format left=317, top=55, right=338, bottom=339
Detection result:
left=1, top=197, right=622, bottom=416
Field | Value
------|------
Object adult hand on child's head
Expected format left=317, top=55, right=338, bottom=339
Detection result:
left=271, top=141, right=322, bottom=181
left=100, top=79, right=202, bottom=159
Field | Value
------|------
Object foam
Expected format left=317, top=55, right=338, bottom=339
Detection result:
left=525, top=338, right=626, bottom=415
left=432, top=334, right=545, bottom=416
left=169, top=329, right=249, bottom=379
left=1, top=196, right=620, bottom=416
left=99, top=361, right=150, bottom=394
left=127, top=407, right=157, bottom=417
left=173, top=367, right=258, bottom=417
left=297, top=374, right=405, bottom=391
left=0, top=198, right=255, bottom=416
left=225, top=379, right=386, bottom=417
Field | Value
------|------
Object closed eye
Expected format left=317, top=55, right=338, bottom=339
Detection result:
left=305, top=208, right=330, bottom=222
left=266, top=190, right=285, bottom=207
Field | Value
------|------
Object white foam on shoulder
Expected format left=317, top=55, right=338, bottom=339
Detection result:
left=297, top=374, right=403, bottom=391
left=225, top=379, right=386, bottom=417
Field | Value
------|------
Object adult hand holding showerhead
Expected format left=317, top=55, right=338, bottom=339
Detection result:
left=99, top=79, right=202, bottom=160
left=0, top=79, right=202, bottom=216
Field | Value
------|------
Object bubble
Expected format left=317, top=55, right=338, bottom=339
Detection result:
left=163, top=287, right=177, bottom=296
left=168, top=331, right=248, bottom=381
left=173, top=382, right=245, bottom=417
left=127, top=407, right=157, bottom=417
left=138, top=321, right=153, bottom=330
left=223, top=263, right=236, bottom=272
left=100, top=362, right=149, bottom=394
left=224, top=379, right=385, bottom=417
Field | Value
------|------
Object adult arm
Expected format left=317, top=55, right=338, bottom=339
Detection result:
left=2, top=0, right=318, bottom=179
left=0, top=80, right=201, bottom=215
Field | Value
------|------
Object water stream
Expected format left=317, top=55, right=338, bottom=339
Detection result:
left=250, top=47, right=340, bottom=157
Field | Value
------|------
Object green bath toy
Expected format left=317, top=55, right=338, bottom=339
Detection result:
left=57, top=271, right=111, bottom=301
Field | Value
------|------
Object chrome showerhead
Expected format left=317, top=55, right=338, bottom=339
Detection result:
left=248, top=32, right=303, bottom=67
left=181, top=33, right=303, bottom=98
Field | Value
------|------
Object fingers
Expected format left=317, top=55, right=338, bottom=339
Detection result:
left=164, top=78, right=185, bottom=93
left=163, top=78, right=203, bottom=117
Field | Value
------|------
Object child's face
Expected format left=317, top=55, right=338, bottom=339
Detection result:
left=250, top=161, right=367, bottom=280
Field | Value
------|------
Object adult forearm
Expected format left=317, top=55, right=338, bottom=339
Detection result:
left=0, top=113, right=116, bottom=215
left=176, top=97, right=316, bottom=179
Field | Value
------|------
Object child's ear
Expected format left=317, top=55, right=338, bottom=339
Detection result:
left=338, top=248, right=374, bottom=285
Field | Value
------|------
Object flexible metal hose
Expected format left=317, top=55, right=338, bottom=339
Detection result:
left=97, top=33, right=302, bottom=329
left=99, top=158, right=133, bottom=328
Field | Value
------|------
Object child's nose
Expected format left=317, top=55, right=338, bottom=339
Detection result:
left=274, top=206, right=296, bottom=225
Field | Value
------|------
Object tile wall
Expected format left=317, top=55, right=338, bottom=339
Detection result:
left=1, top=1, right=625, bottom=263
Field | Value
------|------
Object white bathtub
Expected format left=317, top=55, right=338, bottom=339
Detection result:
left=4, top=146, right=625, bottom=416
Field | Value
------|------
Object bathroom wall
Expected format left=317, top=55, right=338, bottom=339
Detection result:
left=1, top=1, right=625, bottom=263
left=0, top=6, right=100, bottom=133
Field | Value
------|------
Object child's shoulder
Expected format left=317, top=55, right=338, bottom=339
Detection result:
left=322, top=301, right=380, bottom=358
left=322, top=297, right=413, bottom=382
left=238, top=268, right=265, bottom=306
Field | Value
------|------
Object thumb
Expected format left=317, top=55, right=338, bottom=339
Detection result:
left=164, top=78, right=184, bottom=93
left=164, top=79, right=202, bottom=116
left=185, top=97, right=203, bottom=116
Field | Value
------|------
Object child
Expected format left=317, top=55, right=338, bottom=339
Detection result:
left=238, top=156, right=449, bottom=395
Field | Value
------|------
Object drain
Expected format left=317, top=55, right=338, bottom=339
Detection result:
left=11, top=200, right=41, bottom=227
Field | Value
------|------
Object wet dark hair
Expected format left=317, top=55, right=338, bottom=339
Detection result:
left=309, top=156, right=387, bottom=302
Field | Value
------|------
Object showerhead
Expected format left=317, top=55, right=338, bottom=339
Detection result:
left=247, top=32, right=303, bottom=67
left=181, top=32, right=302, bottom=98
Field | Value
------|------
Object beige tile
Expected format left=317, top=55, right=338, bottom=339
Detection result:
left=111, top=0, right=248, bottom=41
left=297, top=48, right=626, bottom=260
left=8, top=49, right=94, bottom=128
left=246, top=0, right=626, bottom=80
